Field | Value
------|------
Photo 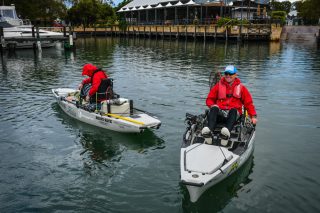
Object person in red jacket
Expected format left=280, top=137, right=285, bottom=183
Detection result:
left=78, top=63, right=108, bottom=103
left=206, top=65, right=257, bottom=138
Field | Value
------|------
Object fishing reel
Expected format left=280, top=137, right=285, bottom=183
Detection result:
left=185, top=112, right=207, bottom=128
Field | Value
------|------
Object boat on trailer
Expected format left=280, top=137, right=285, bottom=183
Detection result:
left=180, top=110, right=256, bottom=202
left=52, top=86, right=161, bottom=133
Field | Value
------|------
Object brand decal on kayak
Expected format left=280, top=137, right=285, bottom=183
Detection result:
left=228, top=162, right=239, bottom=176
left=96, top=116, right=112, bottom=124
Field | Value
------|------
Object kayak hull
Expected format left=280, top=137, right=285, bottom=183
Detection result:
left=181, top=132, right=255, bottom=202
left=52, top=88, right=161, bottom=133
left=180, top=111, right=256, bottom=202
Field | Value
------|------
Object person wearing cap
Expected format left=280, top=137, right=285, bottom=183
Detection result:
left=78, top=63, right=108, bottom=103
left=206, top=65, right=257, bottom=138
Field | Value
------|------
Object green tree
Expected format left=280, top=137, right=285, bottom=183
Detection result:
left=67, top=0, right=115, bottom=28
left=114, top=0, right=132, bottom=11
left=296, top=0, right=320, bottom=24
left=5, top=0, right=67, bottom=22
left=114, top=0, right=132, bottom=25
left=271, top=11, right=286, bottom=24
left=270, top=0, right=291, bottom=14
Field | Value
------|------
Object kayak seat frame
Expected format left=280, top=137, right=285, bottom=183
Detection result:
left=183, top=109, right=253, bottom=151
left=95, top=78, right=120, bottom=102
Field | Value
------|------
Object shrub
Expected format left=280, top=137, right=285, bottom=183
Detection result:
left=271, top=11, right=287, bottom=24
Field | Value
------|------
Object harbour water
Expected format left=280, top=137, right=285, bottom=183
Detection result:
left=0, top=38, right=319, bottom=212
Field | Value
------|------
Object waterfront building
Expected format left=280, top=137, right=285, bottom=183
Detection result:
left=117, top=0, right=270, bottom=25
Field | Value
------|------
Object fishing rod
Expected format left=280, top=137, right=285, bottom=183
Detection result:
left=208, top=70, right=222, bottom=90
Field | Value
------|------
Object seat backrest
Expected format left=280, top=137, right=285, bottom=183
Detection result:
left=96, top=78, right=113, bottom=100
left=98, top=78, right=113, bottom=93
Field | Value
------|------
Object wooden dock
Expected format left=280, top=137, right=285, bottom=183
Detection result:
left=0, top=26, right=74, bottom=52
left=73, top=24, right=278, bottom=41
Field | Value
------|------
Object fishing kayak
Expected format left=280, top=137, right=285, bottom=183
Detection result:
left=180, top=111, right=256, bottom=202
left=52, top=88, right=161, bottom=133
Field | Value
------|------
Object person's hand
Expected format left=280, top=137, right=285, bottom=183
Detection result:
left=85, top=95, right=90, bottom=102
left=251, top=117, right=258, bottom=125
left=78, top=83, right=83, bottom=90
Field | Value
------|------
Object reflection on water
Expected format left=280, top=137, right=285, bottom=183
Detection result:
left=52, top=103, right=165, bottom=166
left=0, top=37, right=319, bottom=212
left=182, top=155, right=254, bottom=212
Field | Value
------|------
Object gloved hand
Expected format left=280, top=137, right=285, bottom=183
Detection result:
left=251, top=117, right=258, bottom=125
left=78, top=83, right=83, bottom=90
left=85, top=95, right=90, bottom=102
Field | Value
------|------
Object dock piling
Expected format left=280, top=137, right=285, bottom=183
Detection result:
left=0, top=27, right=4, bottom=55
left=36, top=27, right=42, bottom=51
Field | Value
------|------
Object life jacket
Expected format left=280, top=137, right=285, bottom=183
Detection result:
left=218, top=82, right=242, bottom=100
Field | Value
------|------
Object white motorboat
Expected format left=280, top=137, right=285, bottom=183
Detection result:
left=180, top=111, right=256, bottom=202
left=0, top=5, right=65, bottom=49
left=0, top=5, right=28, bottom=27
left=52, top=87, right=161, bottom=133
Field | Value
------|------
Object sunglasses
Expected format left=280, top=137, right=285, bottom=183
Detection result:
left=224, top=72, right=235, bottom=76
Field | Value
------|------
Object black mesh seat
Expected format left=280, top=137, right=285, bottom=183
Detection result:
left=92, top=78, right=119, bottom=102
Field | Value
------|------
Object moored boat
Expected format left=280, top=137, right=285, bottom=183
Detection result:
left=180, top=110, right=256, bottom=202
left=0, top=5, right=65, bottom=49
left=52, top=87, right=161, bottom=133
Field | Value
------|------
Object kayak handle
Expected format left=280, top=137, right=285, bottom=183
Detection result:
left=180, top=180, right=204, bottom=187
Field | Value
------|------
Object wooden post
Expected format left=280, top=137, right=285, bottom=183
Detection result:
left=238, top=25, right=242, bottom=41
left=204, top=25, right=206, bottom=41
left=194, top=25, right=196, bottom=40
left=177, top=26, right=179, bottom=39
left=32, top=26, right=36, bottom=52
left=63, top=26, right=66, bottom=37
left=162, top=25, right=164, bottom=38
left=32, top=26, right=35, bottom=38
left=185, top=25, right=187, bottom=39
left=36, top=27, right=41, bottom=51
left=225, top=27, right=228, bottom=41
left=214, top=25, right=217, bottom=40
left=68, top=26, right=74, bottom=49
left=0, top=27, right=4, bottom=55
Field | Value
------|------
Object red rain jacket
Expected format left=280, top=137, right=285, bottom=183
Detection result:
left=81, top=64, right=108, bottom=97
left=206, top=77, right=257, bottom=118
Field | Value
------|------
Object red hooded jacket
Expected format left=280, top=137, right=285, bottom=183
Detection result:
left=206, top=77, right=257, bottom=118
left=81, top=64, right=108, bottom=97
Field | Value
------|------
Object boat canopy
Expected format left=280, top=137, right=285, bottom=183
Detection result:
left=0, top=6, right=19, bottom=20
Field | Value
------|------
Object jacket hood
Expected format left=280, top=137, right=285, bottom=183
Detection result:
left=82, top=64, right=98, bottom=77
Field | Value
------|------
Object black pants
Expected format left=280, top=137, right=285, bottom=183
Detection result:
left=80, top=84, right=98, bottom=103
left=80, top=84, right=91, bottom=98
left=207, top=106, right=238, bottom=132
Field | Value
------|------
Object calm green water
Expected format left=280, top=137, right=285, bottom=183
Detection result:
left=0, top=38, right=320, bottom=213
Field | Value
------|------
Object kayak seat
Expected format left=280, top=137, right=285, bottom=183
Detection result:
left=212, top=114, right=246, bottom=149
left=95, top=78, right=119, bottom=101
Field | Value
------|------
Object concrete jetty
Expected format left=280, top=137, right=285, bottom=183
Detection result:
left=281, top=26, right=319, bottom=42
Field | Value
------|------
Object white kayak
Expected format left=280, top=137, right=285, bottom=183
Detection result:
left=52, top=88, right=161, bottom=133
left=180, top=111, right=256, bottom=202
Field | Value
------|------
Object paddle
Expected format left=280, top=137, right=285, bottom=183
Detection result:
left=104, top=113, right=145, bottom=125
